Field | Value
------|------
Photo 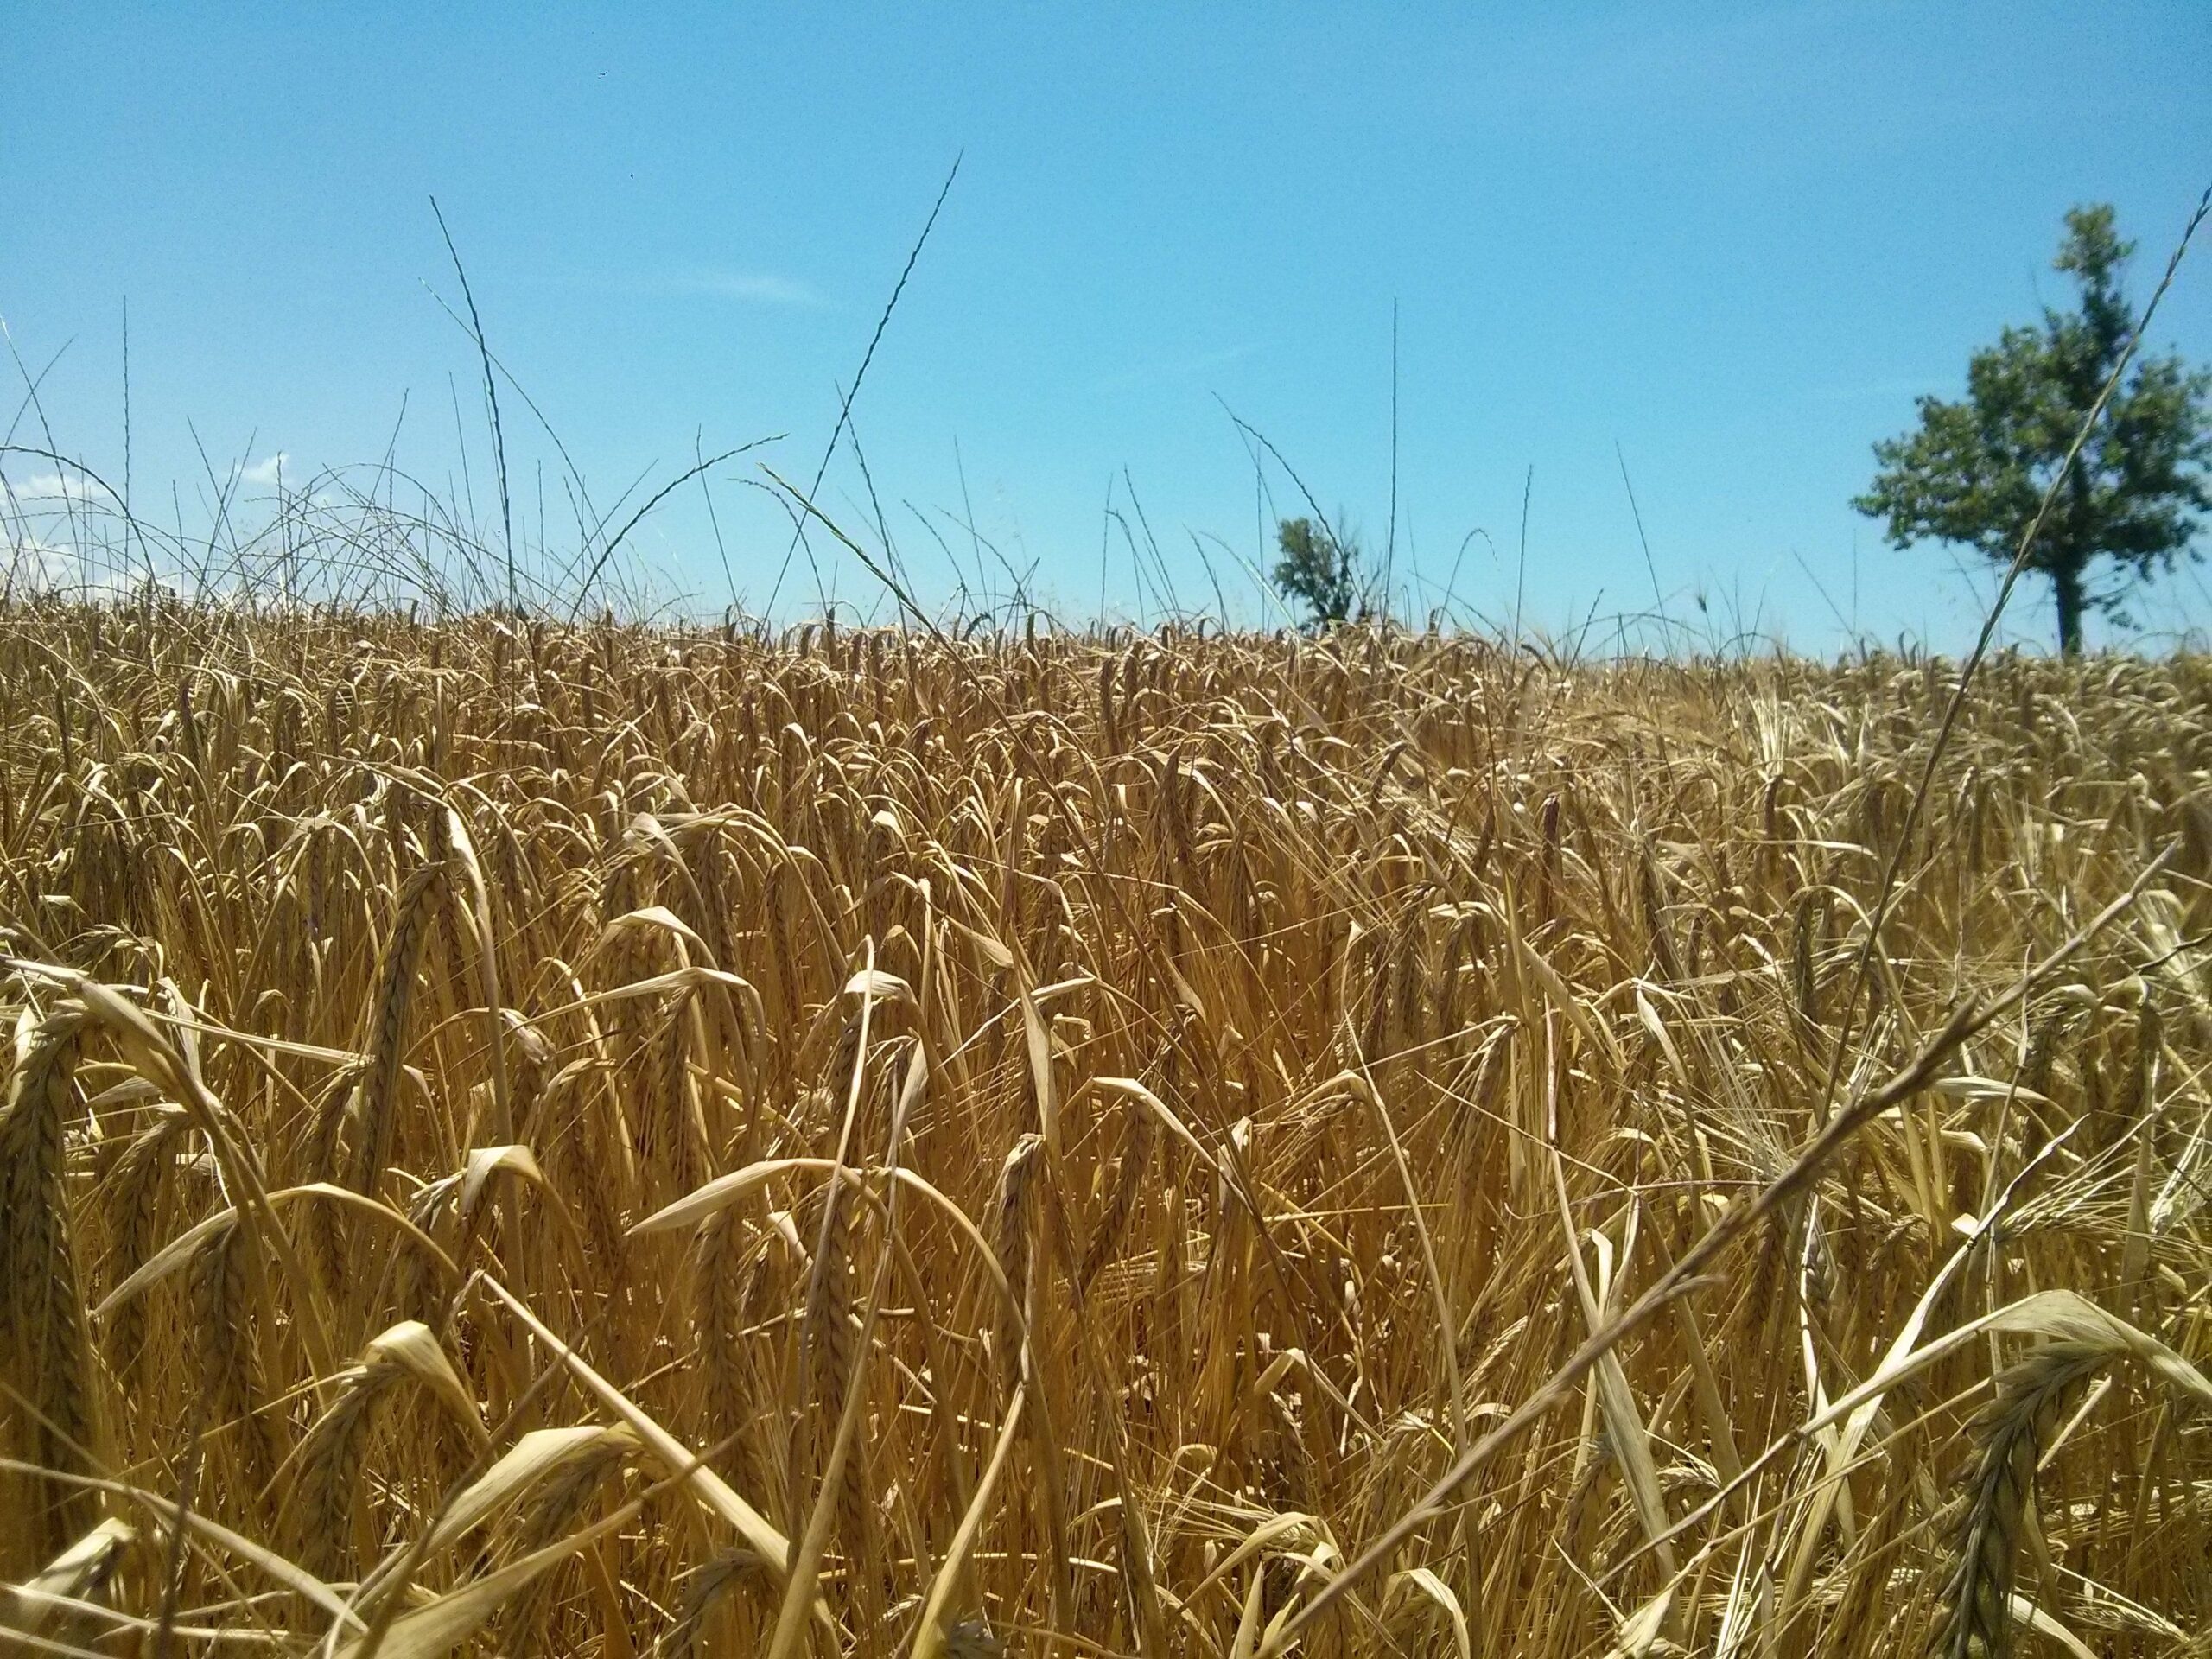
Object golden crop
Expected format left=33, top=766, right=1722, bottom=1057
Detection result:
left=2, top=600, right=2207, bottom=1656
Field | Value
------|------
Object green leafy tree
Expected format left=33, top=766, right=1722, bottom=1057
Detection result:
left=1272, top=516, right=1361, bottom=628
left=1853, top=204, right=2211, bottom=655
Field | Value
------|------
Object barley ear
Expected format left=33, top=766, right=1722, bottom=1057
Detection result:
left=795, top=1179, right=863, bottom=1586
left=694, top=1209, right=765, bottom=1491
left=499, top=1436, right=630, bottom=1650
left=991, top=1134, right=1044, bottom=1395
left=101, top=1110, right=183, bottom=1391
left=288, top=1358, right=404, bottom=1579
left=1078, top=1097, right=1153, bottom=1295
left=349, top=860, right=444, bottom=1198
left=0, top=1004, right=103, bottom=1564
left=303, top=1065, right=361, bottom=1292
left=659, top=1550, right=763, bottom=1659
left=189, top=1213, right=274, bottom=1515
left=1932, top=1340, right=2110, bottom=1659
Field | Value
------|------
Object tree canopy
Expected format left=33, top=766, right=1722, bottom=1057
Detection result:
left=1853, top=204, right=2211, bottom=655
left=1271, top=516, right=1362, bottom=629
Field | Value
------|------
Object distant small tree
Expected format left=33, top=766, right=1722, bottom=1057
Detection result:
left=1272, top=516, right=1360, bottom=628
left=1853, top=204, right=2211, bottom=656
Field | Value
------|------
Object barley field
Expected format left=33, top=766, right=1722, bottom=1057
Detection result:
left=2, top=600, right=2208, bottom=1656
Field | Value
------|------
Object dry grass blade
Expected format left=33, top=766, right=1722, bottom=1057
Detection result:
left=3, top=1516, right=135, bottom=1642
left=911, top=1387, right=1027, bottom=1659
left=331, top=1498, right=642, bottom=1659
left=420, top=1424, right=641, bottom=1556
left=477, top=1275, right=811, bottom=1602
left=0, top=1456, right=366, bottom=1632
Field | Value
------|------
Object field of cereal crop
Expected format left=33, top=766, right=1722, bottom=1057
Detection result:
left=3, top=602, right=2209, bottom=1656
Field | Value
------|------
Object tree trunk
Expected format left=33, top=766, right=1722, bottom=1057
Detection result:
left=2052, top=563, right=2085, bottom=658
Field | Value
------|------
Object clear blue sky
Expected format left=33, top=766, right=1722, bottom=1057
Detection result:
left=7, top=3, right=2210, bottom=648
